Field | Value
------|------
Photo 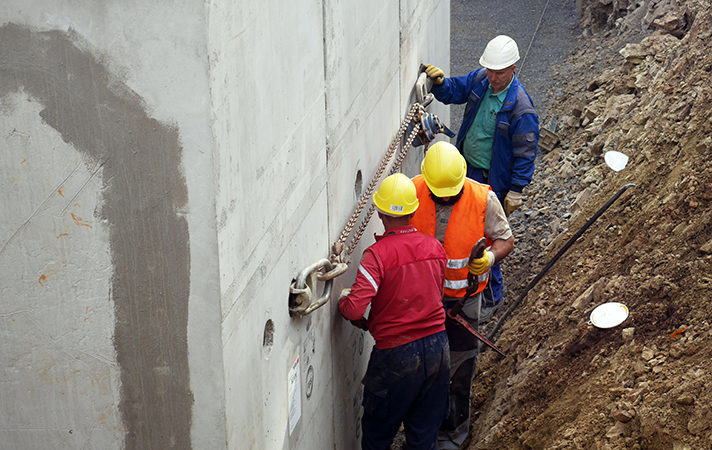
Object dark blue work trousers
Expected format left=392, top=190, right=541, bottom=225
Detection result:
left=361, top=331, right=450, bottom=450
left=466, top=165, right=504, bottom=305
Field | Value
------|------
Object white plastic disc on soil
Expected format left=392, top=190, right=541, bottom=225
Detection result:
left=589, top=302, right=629, bottom=328
left=604, top=151, right=629, bottom=172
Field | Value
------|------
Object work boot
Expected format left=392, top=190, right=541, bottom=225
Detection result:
left=480, top=299, right=503, bottom=323
left=480, top=284, right=502, bottom=323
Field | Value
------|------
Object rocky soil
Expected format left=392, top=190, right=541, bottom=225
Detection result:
left=474, top=0, right=712, bottom=449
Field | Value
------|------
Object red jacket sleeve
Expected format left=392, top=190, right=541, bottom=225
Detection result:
left=338, top=249, right=382, bottom=321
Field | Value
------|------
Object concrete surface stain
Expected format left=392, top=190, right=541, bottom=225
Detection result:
left=0, top=24, right=192, bottom=449
left=70, top=212, right=93, bottom=227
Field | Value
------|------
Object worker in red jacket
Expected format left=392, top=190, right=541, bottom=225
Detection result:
left=339, top=172, right=450, bottom=450
left=410, top=141, right=513, bottom=450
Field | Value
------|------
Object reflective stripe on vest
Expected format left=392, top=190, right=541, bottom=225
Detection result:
left=444, top=271, right=489, bottom=290
left=446, top=257, right=468, bottom=269
left=410, top=176, right=491, bottom=298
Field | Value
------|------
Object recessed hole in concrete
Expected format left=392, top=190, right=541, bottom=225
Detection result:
left=355, top=170, right=363, bottom=198
left=263, top=319, right=275, bottom=360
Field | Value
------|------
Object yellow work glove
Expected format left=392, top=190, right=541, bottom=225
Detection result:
left=468, top=250, right=495, bottom=276
left=504, top=191, right=523, bottom=216
left=424, top=64, right=444, bottom=85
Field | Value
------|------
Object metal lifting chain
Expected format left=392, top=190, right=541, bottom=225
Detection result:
left=290, top=101, right=428, bottom=317
left=330, top=102, right=426, bottom=265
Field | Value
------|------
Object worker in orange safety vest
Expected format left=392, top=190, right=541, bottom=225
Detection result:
left=410, top=141, right=514, bottom=450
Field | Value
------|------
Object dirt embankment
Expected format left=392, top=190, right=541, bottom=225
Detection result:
left=474, top=1, right=712, bottom=449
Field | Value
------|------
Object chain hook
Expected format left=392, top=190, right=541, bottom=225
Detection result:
left=289, top=259, right=347, bottom=316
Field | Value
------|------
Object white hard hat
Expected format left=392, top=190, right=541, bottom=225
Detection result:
left=479, top=35, right=520, bottom=70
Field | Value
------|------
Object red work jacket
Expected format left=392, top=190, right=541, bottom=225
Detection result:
left=339, top=225, right=447, bottom=349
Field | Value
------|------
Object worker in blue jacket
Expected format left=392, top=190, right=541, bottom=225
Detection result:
left=424, top=35, right=539, bottom=324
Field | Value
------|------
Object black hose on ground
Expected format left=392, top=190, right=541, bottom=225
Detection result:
left=487, top=183, right=636, bottom=343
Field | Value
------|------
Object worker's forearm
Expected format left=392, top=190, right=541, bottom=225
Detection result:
left=339, top=252, right=380, bottom=320
left=338, top=291, right=369, bottom=321
left=490, top=235, right=514, bottom=263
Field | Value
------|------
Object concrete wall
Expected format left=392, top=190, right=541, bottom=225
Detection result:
left=0, top=0, right=450, bottom=449
left=0, top=2, right=223, bottom=449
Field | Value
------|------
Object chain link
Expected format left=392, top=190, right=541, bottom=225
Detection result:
left=345, top=121, right=423, bottom=256
left=331, top=103, right=426, bottom=263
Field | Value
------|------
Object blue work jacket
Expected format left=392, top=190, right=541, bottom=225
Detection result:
left=431, top=69, right=539, bottom=199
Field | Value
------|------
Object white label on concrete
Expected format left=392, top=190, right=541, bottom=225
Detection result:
left=288, top=356, right=302, bottom=435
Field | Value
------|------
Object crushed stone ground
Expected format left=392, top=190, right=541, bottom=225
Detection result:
left=474, top=1, right=712, bottom=449
left=393, top=1, right=712, bottom=449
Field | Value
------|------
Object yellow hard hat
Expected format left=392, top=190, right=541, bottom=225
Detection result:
left=421, top=141, right=467, bottom=197
left=373, top=173, right=419, bottom=216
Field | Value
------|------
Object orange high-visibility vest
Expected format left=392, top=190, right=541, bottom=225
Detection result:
left=410, top=175, right=491, bottom=298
